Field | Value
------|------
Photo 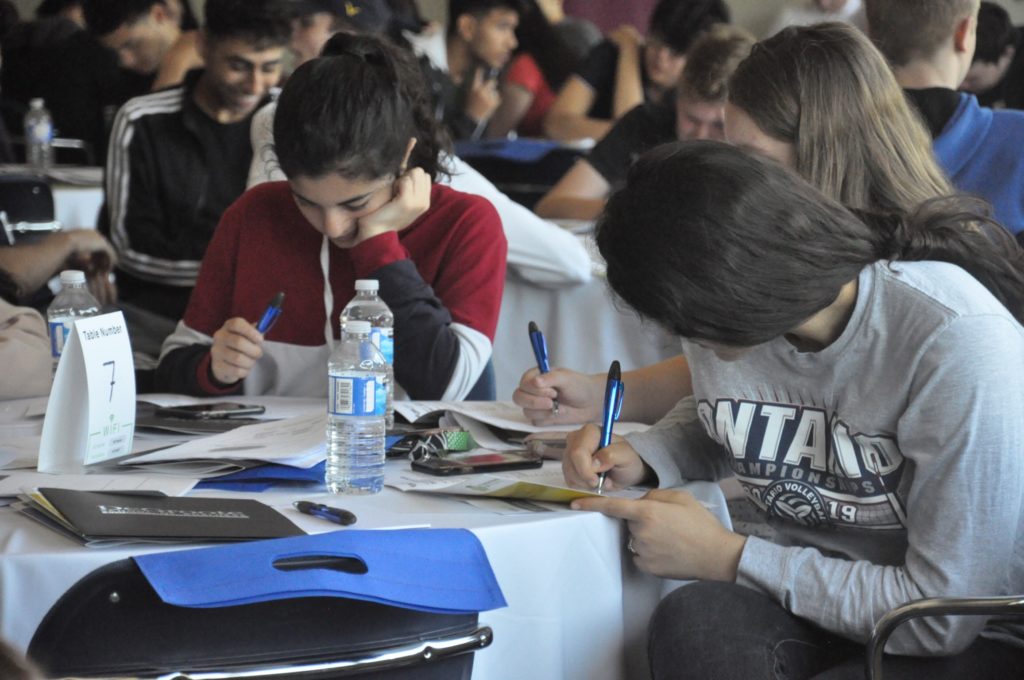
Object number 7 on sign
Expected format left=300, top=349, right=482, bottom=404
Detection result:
left=103, top=360, right=115, bottom=402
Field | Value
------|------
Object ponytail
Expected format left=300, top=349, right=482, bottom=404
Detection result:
left=862, top=197, right=1024, bottom=323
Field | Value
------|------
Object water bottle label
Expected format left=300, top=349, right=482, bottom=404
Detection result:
left=373, top=326, right=394, bottom=365
left=48, top=320, right=71, bottom=359
left=329, top=374, right=384, bottom=416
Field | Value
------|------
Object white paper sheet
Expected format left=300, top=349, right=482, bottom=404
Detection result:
left=393, top=400, right=648, bottom=436
left=0, top=471, right=198, bottom=497
left=121, top=411, right=326, bottom=468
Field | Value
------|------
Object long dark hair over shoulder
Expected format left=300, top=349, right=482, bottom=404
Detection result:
left=596, top=141, right=1024, bottom=346
left=274, top=32, right=451, bottom=182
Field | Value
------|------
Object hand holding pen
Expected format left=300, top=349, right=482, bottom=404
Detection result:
left=596, top=360, right=624, bottom=494
left=209, top=292, right=285, bottom=385
left=256, top=292, right=285, bottom=335
left=528, top=321, right=558, bottom=415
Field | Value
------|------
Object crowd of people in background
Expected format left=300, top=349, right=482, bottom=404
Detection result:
left=0, top=0, right=1022, bottom=677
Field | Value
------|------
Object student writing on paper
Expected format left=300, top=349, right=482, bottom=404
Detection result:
left=155, top=33, right=506, bottom=400
left=515, top=24, right=970, bottom=426
left=565, top=140, right=1024, bottom=677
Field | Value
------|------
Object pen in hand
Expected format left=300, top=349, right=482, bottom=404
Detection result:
left=256, top=292, right=285, bottom=334
left=528, top=321, right=558, bottom=415
left=596, top=360, right=624, bottom=495
left=293, top=500, right=357, bottom=526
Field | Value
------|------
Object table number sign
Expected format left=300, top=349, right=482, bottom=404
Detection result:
left=38, top=312, right=135, bottom=474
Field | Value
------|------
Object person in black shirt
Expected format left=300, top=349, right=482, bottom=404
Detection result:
left=102, top=0, right=291, bottom=352
left=439, top=0, right=524, bottom=141
left=542, top=0, right=729, bottom=143
left=535, top=24, right=752, bottom=221
left=960, top=1, right=1023, bottom=110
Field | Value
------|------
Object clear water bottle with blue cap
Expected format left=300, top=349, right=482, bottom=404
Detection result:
left=326, top=319, right=387, bottom=494
left=46, top=270, right=100, bottom=376
left=340, top=279, right=394, bottom=428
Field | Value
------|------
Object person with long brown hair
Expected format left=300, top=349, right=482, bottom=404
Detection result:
left=573, top=138, right=1024, bottom=680
left=514, top=22, right=968, bottom=427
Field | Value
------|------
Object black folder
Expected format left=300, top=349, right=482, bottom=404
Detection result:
left=26, top=488, right=305, bottom=546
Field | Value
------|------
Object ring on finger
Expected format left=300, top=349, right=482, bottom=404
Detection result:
left=627, top=536, right=638, bottom=555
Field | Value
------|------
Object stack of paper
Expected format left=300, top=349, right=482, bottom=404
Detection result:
left=119, top=411, right=327, bottom=476
left=393, top=401, right=647, bottom=452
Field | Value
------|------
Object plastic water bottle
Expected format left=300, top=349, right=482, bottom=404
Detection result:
left=326, top=320, right=387, bottom=494
left=340, top=279, right=395, bottom=428
left=46, top=270, right=101, bottom=375
left=24, top=98, right=54, bottom=174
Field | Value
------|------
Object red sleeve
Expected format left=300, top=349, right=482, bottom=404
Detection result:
left=349, top=231, right=410, bottom=279
left=430, top=193, right=507, bottom=341
left=506, top=54, right=545, bottom=95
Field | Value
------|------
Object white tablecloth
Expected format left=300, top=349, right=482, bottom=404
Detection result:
left=493, top=264, right=680, bottom=400
left=53, top=183, right=103, bottom=230
left=0, top=467, right=727, bottom=680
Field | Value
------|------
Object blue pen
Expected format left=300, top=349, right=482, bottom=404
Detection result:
left=528, top=321, right=559, bottom=413
left=293, top=500, right=357, bottom=526
left=596, top=360, right=624, bottom=494
left=256, top=292, right=285, bottom=334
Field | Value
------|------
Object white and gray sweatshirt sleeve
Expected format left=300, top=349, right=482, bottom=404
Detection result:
left=735, top=315, right=1024, bottom=655
left=625, top=395, right=735, bottom=487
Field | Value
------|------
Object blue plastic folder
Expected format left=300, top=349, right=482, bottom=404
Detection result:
left=134, top=528, right=507, bottom=614
left=454, top=138, right=561, bottom=163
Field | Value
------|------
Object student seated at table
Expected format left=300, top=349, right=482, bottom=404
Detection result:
left=568, top=140, right=1024, bottom=678
left=155, top=33, right=507, bottom=399
left=483, top=0, right=598, bottom=139
left=435, top=0, right=523, bottom=141
left=83, top=0, right=201, bottom=90
left=542, top=0, right=729, bottom=143
left=534, top=23, right=753, bottom=221
left=0, top=270, right=53, bottom=399
left=248, top=9, right=592, bottom=288
left=515, top=23, right=965, bottom=425
left=866, top=0, right=1024, bottom=239
left=960, top=2, right=1024, bottom=110
left=102, top=0, right=290, bottom=353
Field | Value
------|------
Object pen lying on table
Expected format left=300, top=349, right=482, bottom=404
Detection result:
left=596, top=360, right=624, bottom=495
left=293, top=501, right=357, bottom=526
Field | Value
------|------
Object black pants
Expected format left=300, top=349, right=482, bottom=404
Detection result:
left=648, top=582, right=1024, bottom=680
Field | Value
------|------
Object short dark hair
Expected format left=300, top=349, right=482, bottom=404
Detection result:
left=865, top=0, right=979, bottom=67
left=448, top=0, right=525, bottom=36
left=649, top=0, right=731, bottom=55
left=274, top=32, right=450, bottom=180
left=204, top=0, right=293, bottom=48
left=596, top=140, right=1024, bottom=344
left=82, top=0, right=159, bottom=36
left=973, top=1, right=1019, bottom=64
left=36, top=0, right=81, bottom=19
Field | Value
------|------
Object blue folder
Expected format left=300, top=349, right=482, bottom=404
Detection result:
left=454, top=138, right=562, bottom=163
left=134, top=528, right=507, bottom=614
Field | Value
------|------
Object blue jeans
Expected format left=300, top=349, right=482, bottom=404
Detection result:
left=648, top=582, right=1024, bottom=680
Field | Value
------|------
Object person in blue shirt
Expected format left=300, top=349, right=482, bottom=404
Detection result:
left=866, top=0, right=1024, bottom=242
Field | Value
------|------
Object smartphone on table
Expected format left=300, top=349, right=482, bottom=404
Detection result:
left=154, top=402, right=266, bottom=419
left=411, top=450, right=543, bottom=476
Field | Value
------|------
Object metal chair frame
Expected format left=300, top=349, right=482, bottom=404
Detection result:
left=866, top=595, right=1024, bottom=680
